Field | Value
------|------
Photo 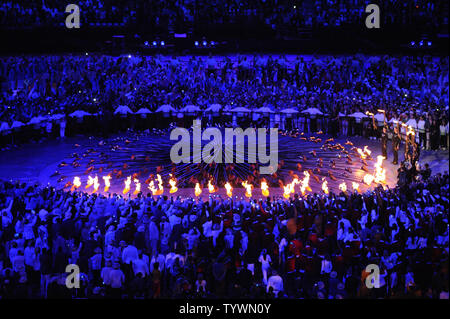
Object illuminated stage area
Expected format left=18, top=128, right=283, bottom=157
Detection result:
left=0, top=129, right=448, bottom=199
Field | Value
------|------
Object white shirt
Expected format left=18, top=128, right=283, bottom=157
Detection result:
left=101, top=266, right=113, bottom=285
left=258, top=254, right=272, bottom=270
left=109, top=269, right=125, bottom=288
left=150, top=254, right=165, bottom=272
left=132, top=258, right=149, bottom=277
left=122, top=245, right=139, bottom=264
left=24, top=247, right=36, bottom=267
left=267, top=275, right=283, bottom=295
left=321, top=259, right=332, bottom=274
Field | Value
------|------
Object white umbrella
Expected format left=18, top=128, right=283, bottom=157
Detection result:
left=205, top=104, right=222, bottom=113
left=280, top=108, right=299, bottom=114
left=349, top=112, right=368, bottom=119
left=114, top=105, right=133, bottom=115
left=11, top=121, right=25, bottom=128
left=69, top=110, right=92, bottom=118
left=180, top=105, right=201, bottom=113
left=135, top=108, right=152, bottom=114
left=230, top=107, right=251, bottom=113
left=254, top=107, right=274, bottom=113
left=155, top=104, right=177, bottom=113
left=0, top=122, right=10, bottom=132
left=338, top=112, right=347, bottom=117
left=28, top=116, right=47, bottom=124
left=301, top=107, right=323, bottom=115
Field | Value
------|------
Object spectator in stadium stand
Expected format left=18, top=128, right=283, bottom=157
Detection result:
left=0, top=167, right=448, bottom=299
left=0, top=54, right=448, bottom=152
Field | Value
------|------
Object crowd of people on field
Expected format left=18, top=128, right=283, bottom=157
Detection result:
left=0, top=54, right=448, bottom=149
left=0, top=161, right=448, bottom=299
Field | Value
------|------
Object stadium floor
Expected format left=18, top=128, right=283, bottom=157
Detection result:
left=0, top=132, right=448, bottom=199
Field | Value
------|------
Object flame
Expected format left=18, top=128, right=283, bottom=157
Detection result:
left=407, top=125, right=415, bottom=136
left=292, top=178, right=301, bottom=193
left=133, top=178, right=141, bottom=195
left=283, top=176, right=300, bottom=199
left=156, top=174, right=164, bottom=195
left=71, top=176, right=81, bottom=191
left=148, top=180, right=158, bottom=195
left=283, top=177, right=301, bottom=198
left=92, top=176, right=100, bottom=193
left=103, top=175, right=111, bottom=192
left=123, top=176, right=131, bottom=194
left=352, top=182, right=360, bottom=193
left=85, top=175, right=95, bottom=189
left=261, top=181, right=269, bottom=197
left=373, top=155, right=386, bottom=184
left=300, top=171, right=311, bottom=195
left=363, top=174, right=374, bottom=186
left=242, top=181, right=253, bottom=198
left=225, top=182, right=233, bottom=197
left=208, top=179, right=217, bottom=193
left=283, top=184, right=291, bottom=199
left=339, top=181, right=347, bottom=193
left=322, top=179, right=329, bottom=194
left=169, top=174, right=178, bottom=194
left=356, top=146, right=371, bottom=159
left=195, top=183, right=202, bottom=197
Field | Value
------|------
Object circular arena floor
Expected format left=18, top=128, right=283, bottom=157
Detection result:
left=0, top=130, right=448, bottom=199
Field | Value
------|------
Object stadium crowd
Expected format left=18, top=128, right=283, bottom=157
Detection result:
left=0, top=162, right=448, bottom=299
left=0, top=54, right=448, bottom=150
left=0, top=0, right=447, bottom=34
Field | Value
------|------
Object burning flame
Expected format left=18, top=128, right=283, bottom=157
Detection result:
left=86, top=176, right=95, bottom=189
left=225, top=182, right=233, bottom=197
left=300, top=172, right=311, bottom=195
left=148, top=180, right=157, bottom=195
left=156, top=174, right=164, bottom=195
left=352, top=182, right=360, bottom=193
left=363, top=174, right=374, bottom=186
left=322, top=179, right=329, bottom=194
left=103, top=175, right=111, bottom=192
left=339, top=181, right=347, bottom=193
left=208, top=179, right=217, bottom=193
left=357, top=146, right=371, bottom=159
left=261, top=181, right=269, bottom=197
left=292, top=178, right=300, bottom=193
left=71, top=176, right=81, bottom=191
left=195, top=183, right=202, bottom=197
left=123, top=176, right=131, bottom=194
left=242, top=181, right=253, bottom=198
left=283, top=184, right=291, bottom=199
left=133, top=178, right=141, bottom=195
left=283, top=177, right=301, bottom=198
left=169, top=174, right=178, bottom=194
left=92, top=176, right=100, bottom=193
left=373, top=155, right=386, bottom=184
left=407, top=125, right=415, bottom=136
